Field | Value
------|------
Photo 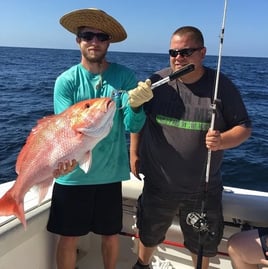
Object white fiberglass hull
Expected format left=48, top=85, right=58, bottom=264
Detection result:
left=0, top=174, right=268, bottom=269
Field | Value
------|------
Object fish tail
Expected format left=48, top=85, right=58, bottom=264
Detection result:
left=0, top=191, right=27, bottom=229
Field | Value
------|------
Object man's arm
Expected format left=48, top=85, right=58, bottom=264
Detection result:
left=206, top=125, right=252, bottom=151
left=130, top=132, right=141, bottom=179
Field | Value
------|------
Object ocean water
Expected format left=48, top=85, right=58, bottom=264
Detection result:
left=0, top=46, right=267, bottom=191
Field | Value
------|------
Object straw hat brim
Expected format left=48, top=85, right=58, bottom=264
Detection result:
left=60, top=8, right=127, bottom=43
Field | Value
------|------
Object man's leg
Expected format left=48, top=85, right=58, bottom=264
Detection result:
left=191, top=253, right=209, bottom=269
left=132, top=240, right=156, bottom=269
left=56, top=235, right=79, bottom=269
left=102, top=234, right=119, bottom=269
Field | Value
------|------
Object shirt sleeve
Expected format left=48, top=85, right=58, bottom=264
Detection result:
left=218, top=73, right=252, bottom=129
left=117, top=65, right=146, bottom=133
left=53, top=74, right=75, bottom=114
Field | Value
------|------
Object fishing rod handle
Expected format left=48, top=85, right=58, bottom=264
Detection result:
left=151, top=63, right=195, bottom=90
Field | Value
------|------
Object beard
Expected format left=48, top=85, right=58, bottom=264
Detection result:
left=83, top=48, right=106, bottom=64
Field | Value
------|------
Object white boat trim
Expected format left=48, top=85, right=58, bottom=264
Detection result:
left=1, top=175, right=268, bottom=269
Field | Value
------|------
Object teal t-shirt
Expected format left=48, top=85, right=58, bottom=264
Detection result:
left=53, top=63, right=145, bottom=185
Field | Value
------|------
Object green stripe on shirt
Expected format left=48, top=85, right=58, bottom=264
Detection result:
left=156, top=115, right=210, bottom=131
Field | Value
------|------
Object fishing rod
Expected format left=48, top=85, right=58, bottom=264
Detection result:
left=151, top=63, right=194, bottom=90
left=205, top=0, right=228, bottom=188
left=112, top=63, right=195, bottom=109
left=186, top=1, right=228, bottom=269
left=199, top=0, right=228, bottom=267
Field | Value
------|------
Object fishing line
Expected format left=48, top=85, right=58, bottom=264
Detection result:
left=111, top=63, right=195, bottom=109
left=185, top=1, right=228, bottom=269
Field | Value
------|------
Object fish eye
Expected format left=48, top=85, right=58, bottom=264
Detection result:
left=84, top=103, right=90, bottom=108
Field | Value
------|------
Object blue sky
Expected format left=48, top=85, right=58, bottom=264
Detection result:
left=1, top=0, right=268, bottom=57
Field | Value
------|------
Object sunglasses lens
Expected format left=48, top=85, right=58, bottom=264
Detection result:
left=169, top=48, right=201, bottom=57
left=169, top=49, right=178, bottom=57
left=78, top=32, right=110, bottom=42
left=180, top=49, right=192, bottom=57
left=96, top=33, right=110, bottom=41
left=78, top=32, right=92, bottom=40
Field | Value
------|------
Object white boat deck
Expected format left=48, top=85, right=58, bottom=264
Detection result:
left=1, top=176, right=268, bottom=268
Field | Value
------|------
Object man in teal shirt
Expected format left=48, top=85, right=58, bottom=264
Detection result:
left=47, top=8, right=153, bottom=269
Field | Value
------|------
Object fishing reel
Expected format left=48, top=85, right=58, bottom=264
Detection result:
left=186, top=212, right=210, bottom=233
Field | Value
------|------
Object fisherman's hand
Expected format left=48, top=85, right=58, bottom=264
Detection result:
left=261, top=252, right=268, bottom=268
left=128, top=79, right=153, bottom=108
left=53, top=159, right=77, bottom=178
left=206, top=129, right=222, bottom=151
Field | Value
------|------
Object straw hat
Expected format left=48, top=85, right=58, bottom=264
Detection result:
left=60, top=8, right=127, bottom=43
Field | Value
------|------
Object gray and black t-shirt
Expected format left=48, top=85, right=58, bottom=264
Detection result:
left=139, top=66, right=251, bottom=194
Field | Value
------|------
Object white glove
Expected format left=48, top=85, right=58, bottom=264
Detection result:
left=128, top=79, right=153, bottom=108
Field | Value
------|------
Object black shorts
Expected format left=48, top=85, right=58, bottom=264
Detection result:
left=258, top=227, right=268, bottom=260
left=47, top=182, right=122, bottom=236
left=136, top=186, right=224, bottom=257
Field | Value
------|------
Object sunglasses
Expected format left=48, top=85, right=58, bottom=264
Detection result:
left=169, top=47, right=203, bottom=57
left=77, top=31, right=111, bottom=42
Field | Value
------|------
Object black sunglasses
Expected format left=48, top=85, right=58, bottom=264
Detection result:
left=77, top=31, right=111, bottom=42
left=169, top=47, right=203, bottom=57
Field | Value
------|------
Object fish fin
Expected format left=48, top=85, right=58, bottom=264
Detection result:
left=16, top=144, right=28, bottom=174
left=79, top=151, right=92, bottom=173
left=0, top=190, right=27, bottom=230
left=37, top=178, right=54, bottom=203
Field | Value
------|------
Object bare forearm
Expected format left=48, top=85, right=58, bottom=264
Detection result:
left=220, top=126, right=252, bottom=149
left=130, top=132, right=141, bottom=178
left=130, top=132, right=140, bottom=153
left=206, top=125, right=252, bottom=151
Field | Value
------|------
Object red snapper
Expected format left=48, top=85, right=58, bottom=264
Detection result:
left=0, top=97, right=116, bottom=229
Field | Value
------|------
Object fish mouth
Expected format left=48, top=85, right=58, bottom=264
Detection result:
left=106, top=99, right=115, bottom=111
left=79, top=99, right=116, bottom=137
